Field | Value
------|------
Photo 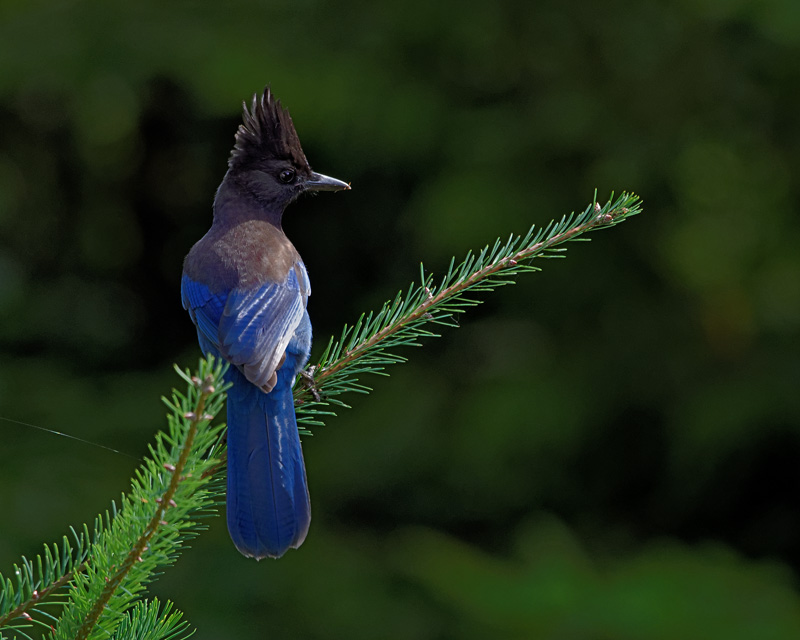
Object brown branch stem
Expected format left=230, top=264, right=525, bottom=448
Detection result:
left=0, top=561, right=86, bottom=628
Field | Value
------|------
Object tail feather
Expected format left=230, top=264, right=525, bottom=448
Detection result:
left=225, top=366, right=310, bottom=559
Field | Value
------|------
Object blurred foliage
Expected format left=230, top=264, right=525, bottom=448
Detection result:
left=1, top=0, right=799, bottom=638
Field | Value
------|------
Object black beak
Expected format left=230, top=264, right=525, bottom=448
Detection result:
left=306, top=172, right=350, bottom=192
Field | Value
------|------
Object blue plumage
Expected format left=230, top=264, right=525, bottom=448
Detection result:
left=181, top=88, right=348, bottom=559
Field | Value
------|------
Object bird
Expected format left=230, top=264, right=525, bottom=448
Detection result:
left=181, top=87, right=349, bottom=559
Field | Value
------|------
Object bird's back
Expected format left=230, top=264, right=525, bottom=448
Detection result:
left=183, top=217, right=303, bottom=294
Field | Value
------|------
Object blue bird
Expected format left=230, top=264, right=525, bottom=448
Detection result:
left=181, top=88, right=349, bottom=559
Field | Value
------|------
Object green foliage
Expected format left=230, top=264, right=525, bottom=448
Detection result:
left=0, top=524, right=96, bottom=638
left=296, top=192, right=641, bottom=429
left=0, top=358, right=229, bottom=640
left=107, top=600, right=191, bottom=640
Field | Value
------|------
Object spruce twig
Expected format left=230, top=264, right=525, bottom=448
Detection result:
left=0, top=526, right=94, bottom=636
left=294, top=191, right=641, bottom=429
left=0, top=358, right=230, bottom=640
left=70, top=367, right=220, bottom=640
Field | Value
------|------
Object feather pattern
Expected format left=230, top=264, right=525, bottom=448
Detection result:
left=219, top=265, right=308, bottom=389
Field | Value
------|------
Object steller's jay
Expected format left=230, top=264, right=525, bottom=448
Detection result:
left=181, top=88, right=349, bottom=559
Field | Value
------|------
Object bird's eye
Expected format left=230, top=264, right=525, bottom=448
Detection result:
left=279, top=169, right=296, bottom=184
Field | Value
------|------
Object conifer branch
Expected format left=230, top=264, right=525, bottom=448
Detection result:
left=293, top=192, right=641, bottom=429
left=69, top=366, right=222, bottom=640
left=107, top=599, right=191, bottom=640
left=0, top=358, right=229, bottom=640
left=0, top=523, right=98, bottom=637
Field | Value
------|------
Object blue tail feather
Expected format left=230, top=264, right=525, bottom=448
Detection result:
left=225, top=365, right=310, bottom=559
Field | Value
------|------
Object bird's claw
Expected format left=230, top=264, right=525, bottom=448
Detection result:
left=299, top=366, right=322, bottom=402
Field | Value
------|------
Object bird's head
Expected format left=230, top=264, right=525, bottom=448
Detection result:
left=227, top=87, right=349, bottom=208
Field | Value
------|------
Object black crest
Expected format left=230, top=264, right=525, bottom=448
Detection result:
left=229, top=87, right=310, bottom=171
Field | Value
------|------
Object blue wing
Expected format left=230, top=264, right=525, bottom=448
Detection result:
left=181, top=263, right=310, bottom=386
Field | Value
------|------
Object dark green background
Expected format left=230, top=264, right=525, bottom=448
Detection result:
left=2, top=1, right=800, bottom=638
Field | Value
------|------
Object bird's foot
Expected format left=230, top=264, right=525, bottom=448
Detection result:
left=299, top=366, right=322, bottom=402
